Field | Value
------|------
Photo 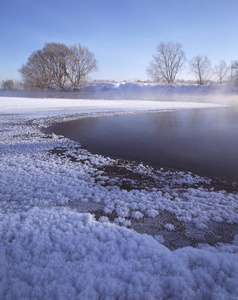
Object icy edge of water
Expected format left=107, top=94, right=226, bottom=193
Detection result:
left=1, top=103, right=238, bottom=299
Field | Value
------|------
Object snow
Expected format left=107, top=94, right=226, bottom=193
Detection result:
left=1, top=208, right=238, bottom=300
left=164, top=224, right=175, bottom=231
left=0, top=96, right=225, bottom=117
left=1, top=95, right=238, bottom=299
left=74, top=81, right=238, bottom=95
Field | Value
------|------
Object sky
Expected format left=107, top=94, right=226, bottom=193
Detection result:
left=0, top=0, right=238, bottom=82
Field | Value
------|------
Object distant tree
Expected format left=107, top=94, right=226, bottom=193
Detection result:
left=147, top=42, right=186, bottom=84
left=67, top=44, right=97, bottom=90
left=43, top=43, right=71, bottom=89
left=14, top=80, right=24, bottom=89
left=213, top=60, right=229, bottom=84
left=1, top=79, right=14, bottom=89
left=230, top=61, right=238, bottom=84
left=19, top=44, right=69, bottom=89
left=19, top=43, right=97, bottom=90
left=229, top=61, right=235, bottom=83
left=189, top=55, right=212, bottom=85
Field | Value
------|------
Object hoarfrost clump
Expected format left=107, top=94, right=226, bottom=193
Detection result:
left=135, top=163, right=151, bottom=174
left=116, top=207, right=130, bottom=218
left=195, top=221, right=207, bottom=230
left=1, top=208, right=238, bottom=300
left=131, top=211, right=144, bottom=220
left=146, top=209, right=159, bottom=217
left=98, top=216, right=110, bottom=223
left=114, top=217, right=131, bottom=227
left=164, top=223, right=175, bottom=231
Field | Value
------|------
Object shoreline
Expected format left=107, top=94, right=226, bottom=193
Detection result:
left=1, top=98, right=238, bottom=298
left=46, top=107, right=238, bottom=185
left=48, top=141, right=238, bottom=250
left=34, top=110, right=238, bottom=248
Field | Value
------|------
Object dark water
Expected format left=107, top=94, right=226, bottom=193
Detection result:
left=49, top=106, right=238, bottom=180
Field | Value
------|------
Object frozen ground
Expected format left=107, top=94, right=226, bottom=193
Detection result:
left=1, top=96, right=238, bottom=299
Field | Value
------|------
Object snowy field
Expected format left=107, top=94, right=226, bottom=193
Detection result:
left=1, top=95, right=238, bottom=299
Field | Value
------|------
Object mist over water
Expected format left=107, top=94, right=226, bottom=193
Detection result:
left=2, top=88, right=238, bottom=179
left=49, top=96, right=238, bottom=180
left=1, top=87, right=238, bottom=106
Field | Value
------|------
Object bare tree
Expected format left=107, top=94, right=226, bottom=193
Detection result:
left=229, top=61, right=238, bottom=84
left=1, top=79, right=14, bottom=89
left=67, top=44, right=98, bottom=90
left=189, top=55, right=212, bottom=85
left=19, top=43, right=71, bottom=89
left=229, top=61, right=235, bottom=83
left=147, top=42, right=186, bottom=84
left=213, top=60, right=229, bottom=84
left=19, top=43, right=97, bottom=90
left=20, top=49, right=54, bottom=89
left=43, top=43, right=71, bottom=89
left=234, top=62, right=238, bottom=84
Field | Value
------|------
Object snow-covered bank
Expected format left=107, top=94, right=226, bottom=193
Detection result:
left=1, top=82, right=238, bottom=96
left=83, top=81, right=238, bottom=94
left=0, top=97, right=225, bottom=117
left=1, top=208, right=238, bottom=299
left=1, top=97, right=238, bottom=299
left=1, top=83, right=238, bottom=107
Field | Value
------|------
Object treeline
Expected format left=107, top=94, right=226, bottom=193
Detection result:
left=2, top=41, right=238, bottom=90
left=147, top=42, right=238, bottom=85
left=1, top=79, right=23, bottom=90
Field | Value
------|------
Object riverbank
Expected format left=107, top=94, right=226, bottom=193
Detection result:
left=1, top=82, right=238, bottom=101
left=1, top=97, right=238, bottom=299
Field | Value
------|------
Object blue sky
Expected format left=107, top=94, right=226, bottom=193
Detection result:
left=1, top=0, right=237, bottom=81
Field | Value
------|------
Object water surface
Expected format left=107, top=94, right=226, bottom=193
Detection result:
left=49, top=106, right=238, bottom=180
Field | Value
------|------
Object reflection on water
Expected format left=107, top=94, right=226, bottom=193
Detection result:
left=49, top=106, right=238, bottom=180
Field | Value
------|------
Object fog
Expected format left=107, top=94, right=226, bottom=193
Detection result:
left=1, top=84, right=238, bottom=107
left=49, top=104, right=238, bottom=180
